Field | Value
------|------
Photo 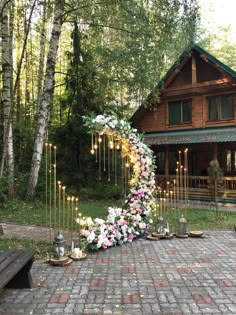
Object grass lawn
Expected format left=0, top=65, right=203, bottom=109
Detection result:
left=0, top=198, right=123, bottom=227
left=0, top=199, right=236, bottom=256
left=0, top=198, right=236, bottom=230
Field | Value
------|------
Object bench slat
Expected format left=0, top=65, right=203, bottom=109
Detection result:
left=0, top=249, right=35, bottom=289
left=0, top=250, right=25, bottom=273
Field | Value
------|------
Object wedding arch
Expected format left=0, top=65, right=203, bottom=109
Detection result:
left=80, top=114, right=156, bottom=250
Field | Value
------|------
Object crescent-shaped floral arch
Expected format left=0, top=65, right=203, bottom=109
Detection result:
left=80, top=114, right=156, bottom=250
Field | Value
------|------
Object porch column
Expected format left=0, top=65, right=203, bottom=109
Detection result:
left=165, top=145, right=169, bottom=177
left=213, top=143, right=218, bottom=160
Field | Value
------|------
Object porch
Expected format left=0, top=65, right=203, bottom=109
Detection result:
left=144, top=127, right=236, bottom=203
left=156, top=174, right=236, bottom=203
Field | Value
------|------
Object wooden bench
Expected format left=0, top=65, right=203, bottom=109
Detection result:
left=0, top=248, right=35, bottom=290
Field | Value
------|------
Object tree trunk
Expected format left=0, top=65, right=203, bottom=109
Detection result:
left=0, top=0, right=15, bottom=197
left=36, top=0, right=47, bottom=117
left=26, top=0, right=65, bottom=200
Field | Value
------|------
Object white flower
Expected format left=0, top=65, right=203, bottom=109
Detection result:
left=87, top=231, right=96, bottom=243
left=86, top=217, right=94, bottom=226
left=94, top=218, right=105, bottom=225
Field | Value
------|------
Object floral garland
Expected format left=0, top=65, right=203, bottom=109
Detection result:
left=80, top=114, right=156, bottom=250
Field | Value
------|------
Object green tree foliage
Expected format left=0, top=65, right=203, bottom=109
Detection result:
left=53, top=0, right=199, bottom=191
left=199, top=26, right=236, bottom=71
left=62, top=0, right=200, bottom=108
left=54, top=21, right=104, bottom=188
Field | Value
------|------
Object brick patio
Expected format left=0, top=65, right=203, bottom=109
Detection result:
left=0, top=224, right=236, bottom=314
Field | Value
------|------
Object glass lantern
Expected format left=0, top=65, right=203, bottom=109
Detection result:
left=53, top=231, right=66, bottom=260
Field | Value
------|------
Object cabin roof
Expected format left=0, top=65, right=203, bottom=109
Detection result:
left=144, top=126, right=236, bottom=145
left=131, top=44, right=236, bottom=122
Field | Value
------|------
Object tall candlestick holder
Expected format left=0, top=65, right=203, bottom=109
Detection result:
left=45, top=142, right=72, bottom=266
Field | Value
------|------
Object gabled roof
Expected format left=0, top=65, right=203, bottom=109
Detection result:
left=131, top=44, right=236, bottom=122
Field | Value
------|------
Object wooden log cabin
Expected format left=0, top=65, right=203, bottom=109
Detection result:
left=131, top=45, right=236, bottom=202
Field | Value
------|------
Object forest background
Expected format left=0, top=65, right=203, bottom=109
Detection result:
left=0, top=0, right=235, bottom=202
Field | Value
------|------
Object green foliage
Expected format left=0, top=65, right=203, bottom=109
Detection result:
left=0, top=175, right=9, bottom=202
left=79, top=182, right=123, bottom=200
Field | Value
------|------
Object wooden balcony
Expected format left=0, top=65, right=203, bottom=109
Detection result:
left=155, top=175, right=236, bottom=203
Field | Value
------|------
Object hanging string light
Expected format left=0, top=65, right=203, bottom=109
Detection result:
left=103, top=134, right=106, bottom=172
left=98, top=135, right=102, bottom=180
left=108, top=137, right=111, bottom=182
left=91, top=133, right=95, bottom=155
left=94, top=133, right=98, bottom=163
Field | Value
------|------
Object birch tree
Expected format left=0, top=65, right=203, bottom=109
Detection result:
left=26, top=0, right=65, bottom=199
left=0, top=0, right=15, bottom=197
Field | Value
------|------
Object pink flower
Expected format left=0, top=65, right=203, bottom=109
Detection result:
left=128, top=234, right=134, bottom=242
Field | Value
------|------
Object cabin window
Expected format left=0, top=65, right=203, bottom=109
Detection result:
left=208, top=94, right=234, bottom=121
left=168, top=99, right=191, bottom=125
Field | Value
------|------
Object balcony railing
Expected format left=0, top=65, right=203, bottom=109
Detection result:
left=155, top=175, right=236, bottom=202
